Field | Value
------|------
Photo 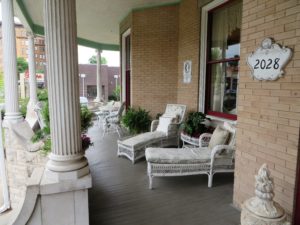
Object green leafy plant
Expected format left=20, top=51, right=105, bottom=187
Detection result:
left=37, top=89, right=48, bottom=101
left=182, top=112, right=210, bottom=137
left=122, top=107, right=151, bottom=134
left=41, top=137, right=51, bottom=155
left=81, top=106, right=93, bottom=133
left=17, top=57, right=28, bottom=73
left=19, top=98, right=29, bottom=118
left=32, top=90, right=94, bottom=154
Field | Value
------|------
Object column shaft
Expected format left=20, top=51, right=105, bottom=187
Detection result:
left=2, top=0, right=22, bottom=122
left=95, top=49, right=102, bottom=102
left=28, top=33, right=38, bottom=106
left=44, top=0, right=88, bottom=174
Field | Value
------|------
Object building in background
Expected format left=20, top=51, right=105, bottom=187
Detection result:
left=78, top=64, right=120, bottom=101
left=0, top=22, right=46, bottom=72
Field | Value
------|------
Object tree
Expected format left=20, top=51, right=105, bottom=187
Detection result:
left=17, top=57, right=28, bottom=73
left=88, top=55, right=107, bottom=65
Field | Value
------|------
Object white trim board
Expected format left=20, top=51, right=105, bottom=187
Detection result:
left=198, top=0, right=229, bottom=113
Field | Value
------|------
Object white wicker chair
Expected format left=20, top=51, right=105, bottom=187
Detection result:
left=117, top=104, right=186, bottom=164
left=103, top=102, right=125, bottom=137
left=95, top=101, right=116, bottom=126
left=145, top=122, right=236, bottom=189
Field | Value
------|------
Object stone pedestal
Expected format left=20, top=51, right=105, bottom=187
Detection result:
left=9, top=168, right=92, bottom=225
left=241, top=164, right=290, bottom=225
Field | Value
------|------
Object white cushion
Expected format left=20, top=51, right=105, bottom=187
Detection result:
left=120, top=131, right=166, bottom=147
left=208, top=125, right=230, bottom=150
left=146, top=147, right=211, bottom=164
left=156, top=116, right=174, bottom=134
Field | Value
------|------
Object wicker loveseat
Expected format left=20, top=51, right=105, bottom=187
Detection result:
left=145, top=122, right=236, bottom=189
left=117, top=104, right=186, bottom=164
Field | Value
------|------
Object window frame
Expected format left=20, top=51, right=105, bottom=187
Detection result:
left=199, top=0, right=240, bottom=121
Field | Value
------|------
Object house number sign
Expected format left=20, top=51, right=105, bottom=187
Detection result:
left=247, top=38, right=292, bottom=81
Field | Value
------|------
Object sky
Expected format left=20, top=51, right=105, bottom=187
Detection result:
left=0, top=3, right=120, bottom=67
left=78, top=46, right=120, bottom=67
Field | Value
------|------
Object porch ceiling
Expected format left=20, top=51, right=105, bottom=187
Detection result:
left=14, top=0, right=179, bottom=50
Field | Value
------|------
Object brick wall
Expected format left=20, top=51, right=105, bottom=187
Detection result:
left=131, top=5, right=179, bottom=116
left=177, top=0, right=201, bottom=113
left=233, top=0, right=300, bottom=216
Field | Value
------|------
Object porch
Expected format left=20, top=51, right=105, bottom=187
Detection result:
left=86, top=125, right=240, bottom=225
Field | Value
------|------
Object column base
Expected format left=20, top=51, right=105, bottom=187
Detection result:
left=94, top=97, right=102, bottom=103
left=46, top=153, right=89, bottom=180
left=3, top=112, right=24, bottom=127
left=45, top=165, right=90, bottom=181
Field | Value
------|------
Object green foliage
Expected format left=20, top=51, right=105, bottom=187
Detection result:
left=36, top=69, right=44, bottom=73
left=17, top=57, right=28, bottom=73
left=19, top=98, right=29, bottom=118
left=37, top=89, right=48, bottom=101
left=108, top=95, right=117, bottom=101
left=88, top=55, right=107, bottom=65
left=122, top=107, right=151, bottom=134
left=0, top=71, right=4, bottom=99
left=32, top=90, right=94, bottom=155
left=182, top=112, right=210, bottom=137
left=108, top=85, right=120, bottom=101
left=113, top=85, right=120, bottom=101
left=31, top=130, right=45, bottom=143
left=41, top=137, right=51, bottom=155
left=80, top=106, right=93, bottom=133
left=41, top=102, right=50, bottom=128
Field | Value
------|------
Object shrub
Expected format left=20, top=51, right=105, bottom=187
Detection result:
left=108, top=95, right=117, bottom=101
left=37, top=89, right=48, bottom=102
left=182, top=112, right=210, bottom=137
left=80, top=106, right=93, bottom=133
left=122, top=107, right=151, bottom=134
left=41, top=137, right=51, bottom=155
left=19, top=98, right=29, bottom=118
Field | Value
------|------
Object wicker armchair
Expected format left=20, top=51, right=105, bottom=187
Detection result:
left=145, top=122, right=236, bottom=189
left=117, top=104, right=186, bottom=164
left=103, top=102, right=125, bottom=137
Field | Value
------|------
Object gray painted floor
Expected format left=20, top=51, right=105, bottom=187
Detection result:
left=86, top=125, right=240, bottom=225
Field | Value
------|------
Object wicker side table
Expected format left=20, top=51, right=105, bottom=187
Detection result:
left=180, top=133, right=200, bottom=148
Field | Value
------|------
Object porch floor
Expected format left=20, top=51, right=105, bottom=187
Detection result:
left=86, top=125, right=240, bottom=225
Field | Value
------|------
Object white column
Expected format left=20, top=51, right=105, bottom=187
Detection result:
left=95, top=49, right=102, bottom=102
left=27, top=32, right=38, bottom=107
left=44, top=0, right=88, bottom=179
left=1, top=0, right=23, bottom=124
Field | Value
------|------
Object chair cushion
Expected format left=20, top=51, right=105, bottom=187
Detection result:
left=146, top=147, right=212, bottom=164
left=208, top=125, right=230, bottom=150
left=156, top=116, right=174, bottom=134
left=119, top=131, right=166, bottom=148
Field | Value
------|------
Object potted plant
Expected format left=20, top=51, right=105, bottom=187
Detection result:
left=181, top=112, right=211, bottom=146
left=121, top=107, right=151, bottom=135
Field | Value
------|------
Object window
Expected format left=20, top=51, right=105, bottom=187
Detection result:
left=205, top=0, right=241, bottom=120
left=87, top=85, right=97, bottom=98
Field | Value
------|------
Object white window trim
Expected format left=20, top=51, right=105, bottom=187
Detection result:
left=198, top=0, right=229, bottom=113
left=121, top=28, right=131, bottom=103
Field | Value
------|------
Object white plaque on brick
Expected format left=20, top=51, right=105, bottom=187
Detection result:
left=247, top=38, right=292, bottom=81
left=183, top=60, right=192, bottom=83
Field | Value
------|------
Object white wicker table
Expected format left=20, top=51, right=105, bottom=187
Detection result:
left=180, top=133, right=200, bottom=148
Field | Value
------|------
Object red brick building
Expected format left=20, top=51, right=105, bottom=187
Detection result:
left=78, top=64, right=120, bottom=101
